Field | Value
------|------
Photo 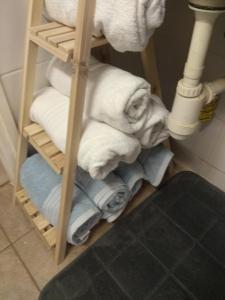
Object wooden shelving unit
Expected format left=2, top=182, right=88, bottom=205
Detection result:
left=14, top=0, right=171, bottom=264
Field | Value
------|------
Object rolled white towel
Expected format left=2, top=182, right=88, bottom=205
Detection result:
left=30, top=87, right=141, bottom=180
left=47, top=58, right=169, bottom=148
left=79, top=121, right=141, bottom=179
left=47, top=57, right=169, bottom=148
left=135, top=95, right=169, bottom=148
left=44, top=0, right=166, bottom=52
left=47, top=57, right=152, bottom=135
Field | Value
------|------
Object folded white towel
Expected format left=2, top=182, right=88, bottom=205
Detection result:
left=30, top=87, right=141, bottom=179
left=44, top=0, right=166, bottom=52
left=47, top=57, right=169, bottom=147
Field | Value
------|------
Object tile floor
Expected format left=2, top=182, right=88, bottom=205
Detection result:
left=0, top=179, right=85, bottom=300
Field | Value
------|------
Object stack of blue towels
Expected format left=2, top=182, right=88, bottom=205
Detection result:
left=20, top=144, right=173, bottom=245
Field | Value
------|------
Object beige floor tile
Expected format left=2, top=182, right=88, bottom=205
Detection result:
left=14, top=229, right=91, bottom=289
left=0, top=246, right=39, bottom=300
left=0, top=160, right=8, bottom=186
left=0, top=184, right=32, bottom=242
left=14, top=230, right=59, bottom=289
left=0, top=227, right=10, bottom=252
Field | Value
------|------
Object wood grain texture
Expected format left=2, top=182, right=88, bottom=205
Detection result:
left=55, top=0, right=97, bottom=265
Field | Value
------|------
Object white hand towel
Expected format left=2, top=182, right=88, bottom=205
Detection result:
left=30, top=87, right=141, bottom=180
left=44, top=0, right=166, bottom=52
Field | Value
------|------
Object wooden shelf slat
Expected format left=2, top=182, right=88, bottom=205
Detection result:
left=39, top=26, right=74, bottom=40
left=29, top=22, right=108, bottom=62
left=24, top=123, right=64, bottom=174
left=30, top=22, right=63, bottom=34
left=48, top=32, right=75, bottom=46
left=16, top=189, right=56, bottom=249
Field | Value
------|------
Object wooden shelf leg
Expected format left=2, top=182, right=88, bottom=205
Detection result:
left=13, top=0, right=43, bottom=203
left=141, top=37, right=162, bottom=98
left=141, top=38, right=174, bottom=174
left=55, top=0, right=97, bottom=264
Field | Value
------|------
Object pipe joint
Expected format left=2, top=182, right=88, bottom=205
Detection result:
left=177, top=79, right=203, bottom=98
left=204, top=78, right=225, bottom=104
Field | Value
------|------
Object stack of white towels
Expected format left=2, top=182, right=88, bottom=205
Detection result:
left=44, top=0, right=166, bottom=52
left=31, top=56, right=169, bottom=180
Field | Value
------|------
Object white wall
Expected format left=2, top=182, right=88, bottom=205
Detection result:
left=155, top=0, right=225, bottom=191
left=0, top=0, right=51, bottom=123
left=0, top=0, right=52, bottom=182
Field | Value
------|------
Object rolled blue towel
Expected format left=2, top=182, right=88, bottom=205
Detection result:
left=43, top=184, right=101, bottom=245
left=114, top=161, right=145, bottom=198
left=76, top=167, right=130, bottom=221
left=20, top=154, right=61, bottom=208
left=138, top=144, right=174, bottom=187
left=20, top=154, right=101, bottom=245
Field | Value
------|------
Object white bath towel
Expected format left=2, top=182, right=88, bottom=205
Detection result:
left=30, top=87, right=141, bottom=179
left=135, top=95, right=169, bottom=148
left=44, top=0, right=166, bottom=52
left=47, top=57, right=151, bottom=135
left=47, top=57, right=169, bottom=147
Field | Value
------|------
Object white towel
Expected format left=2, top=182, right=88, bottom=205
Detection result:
left=135, top=95, right=169, bottom=148
left=47, top=57, right=169, bottom=147
left=47, top=57, right=152, bottom=135
left=30, top=87, right=141, bottom=180
left=44, top=0, right=166, bottom=52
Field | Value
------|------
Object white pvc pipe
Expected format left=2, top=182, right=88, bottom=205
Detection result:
left=167, top=9, right=223, bottom=140
left=183, top=11, right=218, bottom=87
left=205, top=77, right=225, bottom=102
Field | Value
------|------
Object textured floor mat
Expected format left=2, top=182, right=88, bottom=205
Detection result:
left=39, top=172, right=225, bottom=300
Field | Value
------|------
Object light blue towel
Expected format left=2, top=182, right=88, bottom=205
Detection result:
left=114, top=161, right=145, bottom=198
left=43, top=184, right=101, bottom=245
left=138, top=144, right=174, bottom=187
left=20, top=154, right=61, bottom=207
left=20, top=154, right=101, bottom=245
left=76, top=167, right=130, bottom=222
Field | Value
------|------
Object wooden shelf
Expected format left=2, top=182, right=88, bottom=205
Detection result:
left=16, top=183, right=155, bottom=254
left=29, top=22, right=108, bottom=62
left=16, top=189, right=57, bottom=249
left=23, top=123, right=64, bottom=174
